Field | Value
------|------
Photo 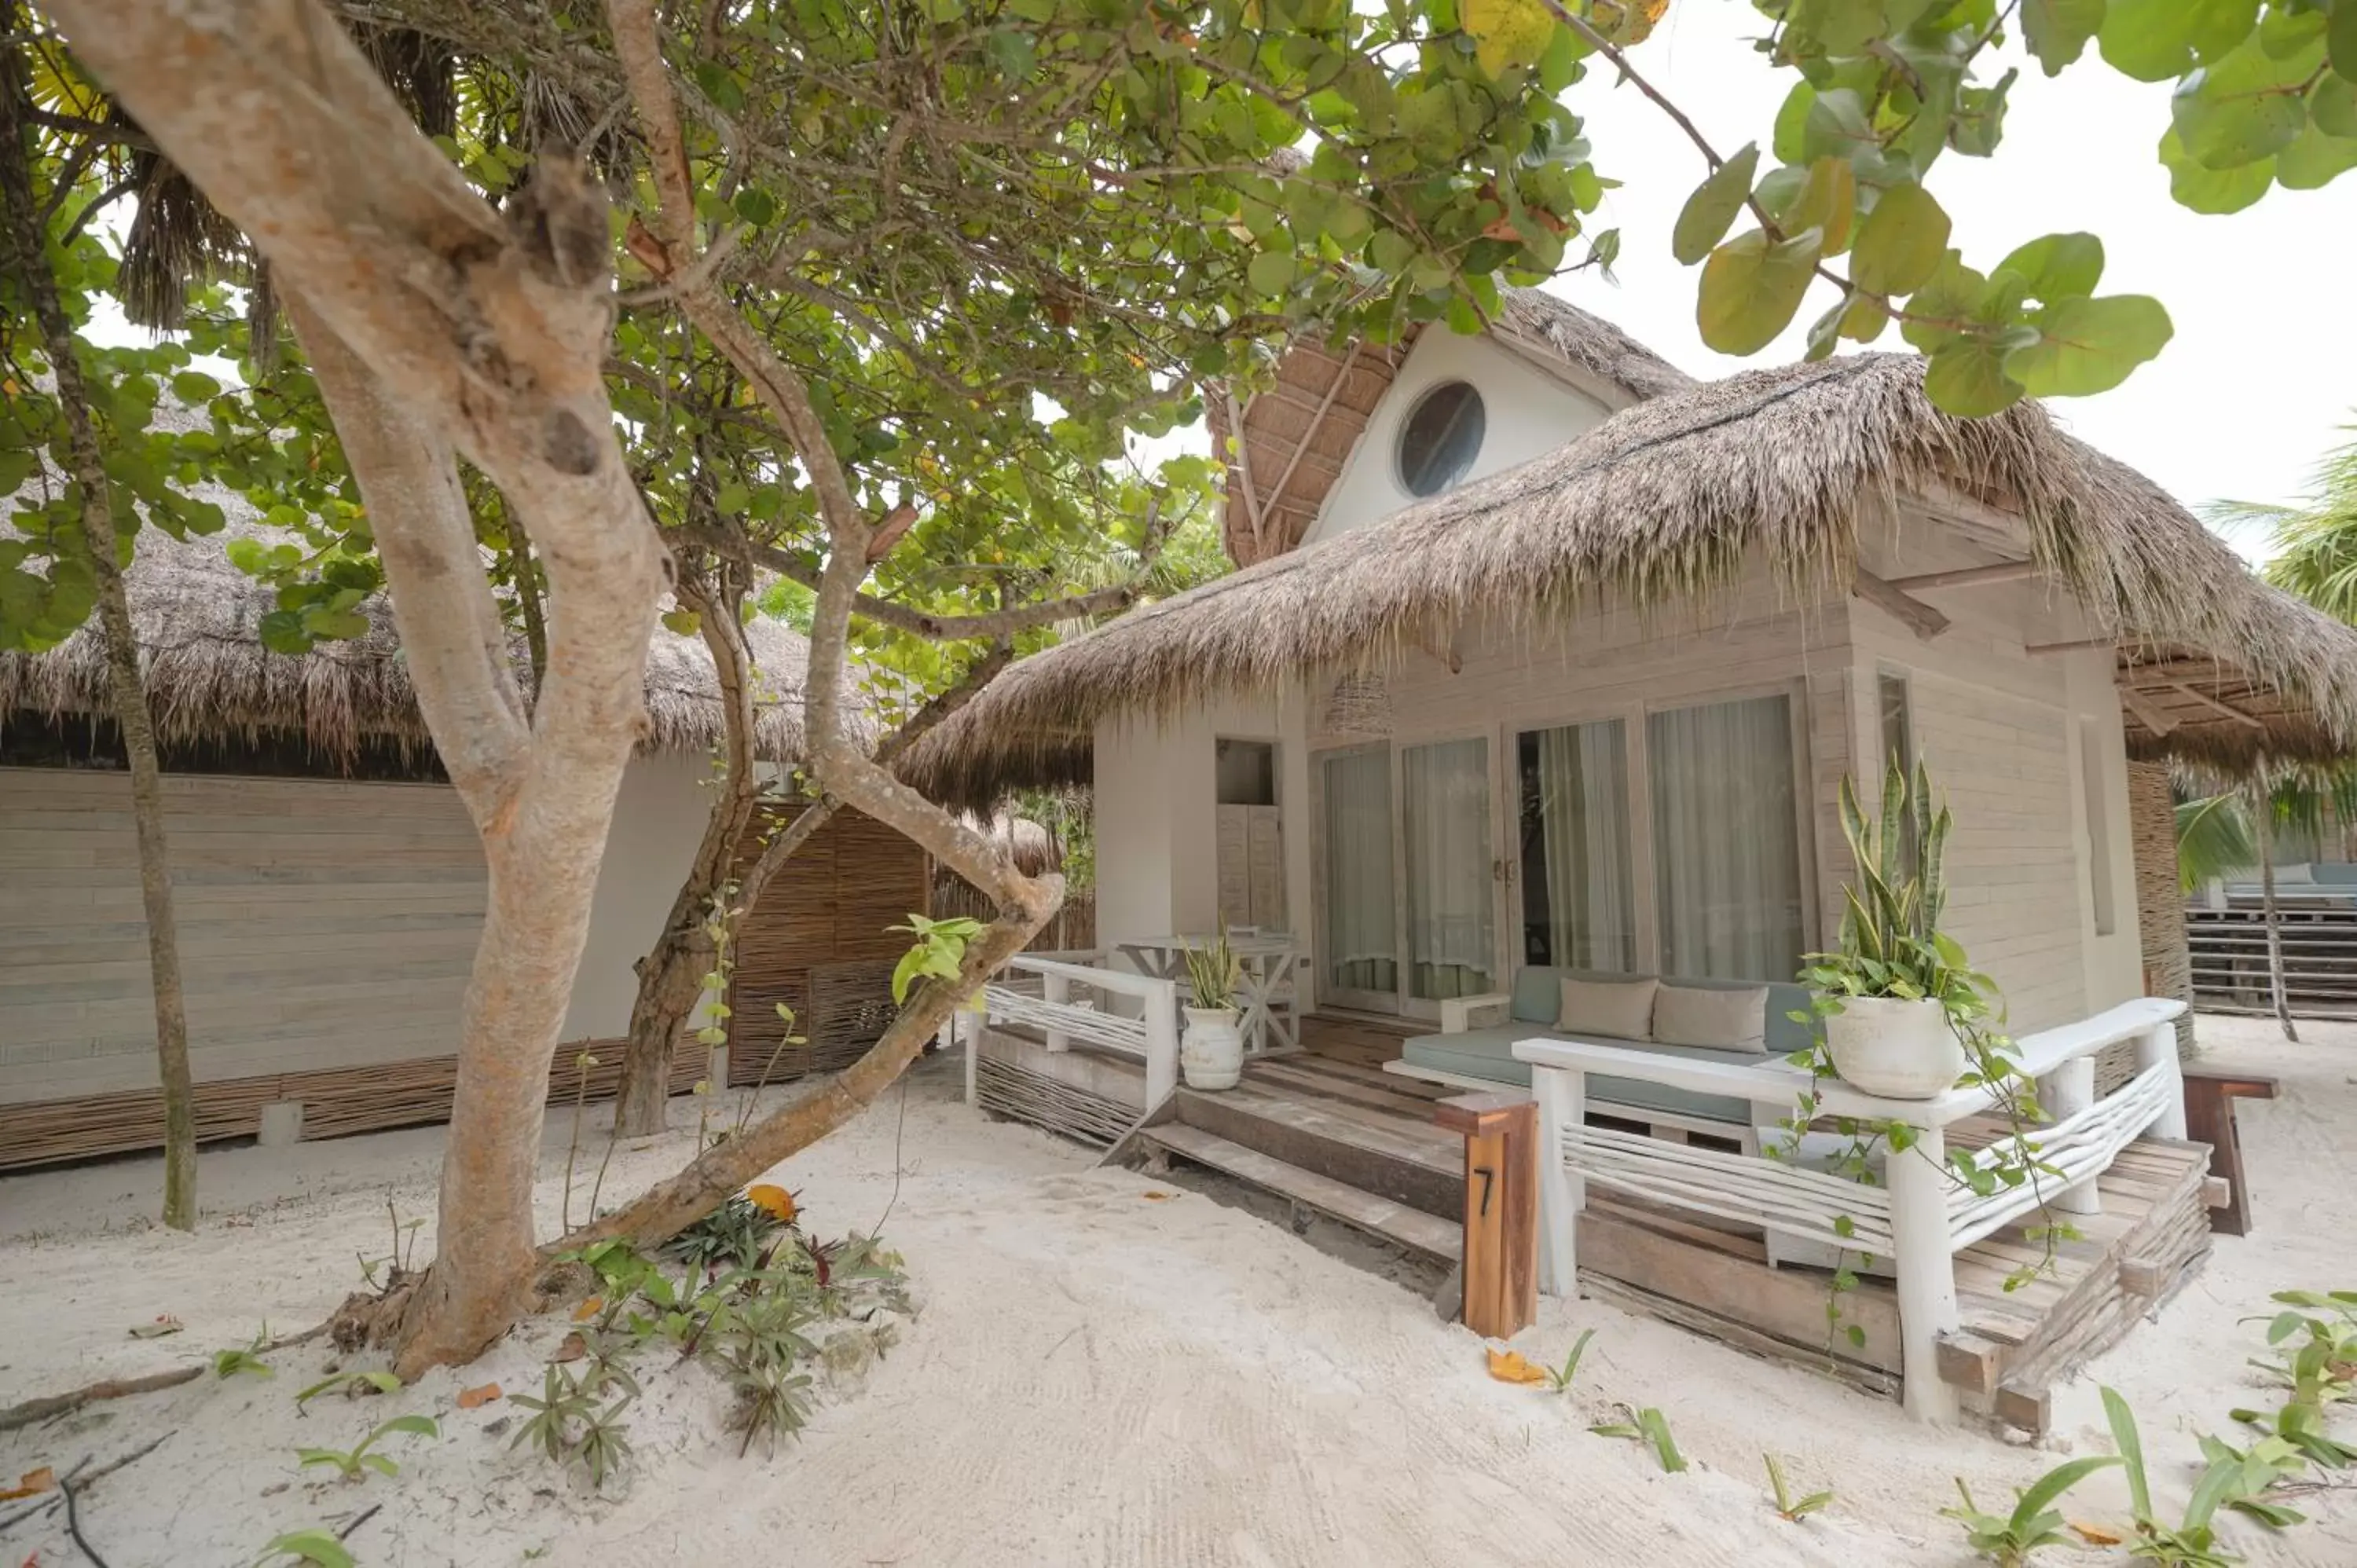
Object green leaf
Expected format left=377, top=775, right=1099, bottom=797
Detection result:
left=1246, top=248, right=1296, bottom=295
left=1802, top=89, right=1873, bottom=164
left=258, top=1530, right=355, bottom=1568
left=2315, top=74, right=2357, bottom=138
left=2275, top=122, right=2357, bottom=189
left=1464, top=0, right=1558, bottom=75
left=1696, top=228, right=1824, bottom=356
left=2159, top=126, right=2275, bottom=212
left=2003, top=295, right=2173, bottom=397
left=1992, top=232, right=2104, bottom=302
left=300, top=606, right=371, bottom=642
left=1772, top=82, right=1816, bottom=167
left=714, top=481, right=752, bottom=515
left=170, top=370, right=221, bottom=404
left=732, top=187, right=777, bottom=226
left=2023, top=0, right=2106, bottom=75
left=375, top=1413, right=440, bottom=1439
left=1849, top=183, right=1950, bottom=295
left=2334, top=0, right=2357, bottom=82
left=2172, top=35, right=2319, bottom=170
left=1786, top=157, right=1858, bottom=256
left=1924, top=338, right=2025, bottom=417
left=2101, top=0, right=2261, bottom=82
left=1671, top=143, right=1760, bottom=266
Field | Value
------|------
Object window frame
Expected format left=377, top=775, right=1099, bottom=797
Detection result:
left=1392, top=378, right=1487, bottom=499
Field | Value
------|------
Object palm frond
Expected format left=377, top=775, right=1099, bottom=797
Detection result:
left=2176, top=794, right=2256, bottom=892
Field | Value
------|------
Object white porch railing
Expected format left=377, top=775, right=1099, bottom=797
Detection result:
left=1515, top=995, right=2189, bottom=1422
left=967, top=951, right=1182, bottom=1116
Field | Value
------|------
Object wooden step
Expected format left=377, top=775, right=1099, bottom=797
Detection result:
left=1145, top=1123, right=1463, bottom=1266
left=1175, top=1085, right=1464, bottom=1220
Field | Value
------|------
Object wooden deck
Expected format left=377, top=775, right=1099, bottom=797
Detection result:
left=1127, top=1013, right=2215, bottom=1434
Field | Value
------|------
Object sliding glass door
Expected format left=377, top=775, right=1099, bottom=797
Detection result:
left=1648, top=694, right=1806, bottom=981
left=1319, top=748, right=1398, bottom=1007
left=1401, top=738, right=1496, bottom=1010
left=1318, top=736, right=1499, bottom=1016
left=1516, top=719, right=1635, bottom=973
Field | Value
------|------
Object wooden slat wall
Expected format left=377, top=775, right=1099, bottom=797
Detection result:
left=0, top=769, right=486, bottom=1105
left=724, top=803, right=929, bottom=1085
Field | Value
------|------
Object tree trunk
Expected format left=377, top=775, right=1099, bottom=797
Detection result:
left=2256, top=798, right=2298, bottom=1043
left=0, top=46, right=196, bottom=1229
left=614, top=568, right=758, bottom=1136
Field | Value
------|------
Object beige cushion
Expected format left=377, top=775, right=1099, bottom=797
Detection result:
left=1556, top=976, right=1658, bottom=1042
left=1651, top=983, right=1769, bottom=1053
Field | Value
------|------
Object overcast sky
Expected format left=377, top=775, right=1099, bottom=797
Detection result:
left=1542, top=6, right=2357, bottom=560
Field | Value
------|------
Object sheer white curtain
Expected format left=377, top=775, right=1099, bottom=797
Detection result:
left=1533, top=720, right=1634, bottom=972
left=1321, top=749, right=1396, bottom=995
left=1402, top=738, right=1494, bottom=1000
left=1649, top=694, right=1805, bottom=982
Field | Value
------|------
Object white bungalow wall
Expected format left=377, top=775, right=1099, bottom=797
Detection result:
left=1851, top=512, right=2144, bottom=1032
left=1092, top=692, right=1314, bottom=995
left=0, top=752, right=718, bottom=1105
left=1303, top=328, right=1615, bottom=548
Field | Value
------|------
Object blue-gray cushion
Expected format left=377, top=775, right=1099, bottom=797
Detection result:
left=1399, top=1024, right=1766, bottom=1127
left=1506, top=965, right=1809, bottom=1053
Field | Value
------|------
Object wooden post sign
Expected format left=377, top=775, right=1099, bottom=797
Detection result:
left=1434, top=1091, right=1539, bottom=1341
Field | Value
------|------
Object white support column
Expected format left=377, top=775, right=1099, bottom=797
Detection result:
left=1529, top=1064, right=1584, bottom=1299
left=2046, top=1057, right=2102, bottom=1217
left=1887, top=1123, right=1963, bottom=1423
left=2135, top=1019, right=2187, bottom=1139
left=962, top=999, right=984, bottom=1107
left=1142, top=977, right=1180, bottom=1112
left=1043, top=970, right=1071, bottom=1054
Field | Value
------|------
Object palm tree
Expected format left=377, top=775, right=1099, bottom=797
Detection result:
left=2189, top=430, right=2357, bottom=1042
left=2209, top=430, right=2357, bottom=619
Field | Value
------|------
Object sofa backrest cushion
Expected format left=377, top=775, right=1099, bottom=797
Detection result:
left=1555, top=975, right=1658, bottom=1042
left=1508, top=965, right=1811, bottom=1054
left=1652, top=981, right=1769, bottom=1052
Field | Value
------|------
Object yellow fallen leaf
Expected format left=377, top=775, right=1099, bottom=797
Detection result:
left=2071, top=1522, right=2124, bottom=1547
left=747, top=1184, right=798, bottom=1224
left=0, top=1466, right=56, bottom=1501
left=570, top=1295, right=603, bottom=1322
left=456, top=1383, right=502, bottom=1409
left=1485, top=1346, right=1550, bottom=1386
left=551, top=1332, right=587, bottom=1364
left=1141, top=1190, right=1174, bottom=1202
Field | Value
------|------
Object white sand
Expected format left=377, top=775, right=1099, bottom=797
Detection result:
left=2, top=1017, right=2353, bottom=1567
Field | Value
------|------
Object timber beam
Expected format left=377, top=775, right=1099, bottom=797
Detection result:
left=2117, top=682, right=2180, bottom=738
left=1882, top=559, right=2040, bottom=592
left=1853, top=569, right=1951, bottom=639
left=2167, top=680, right=2266, bottom=731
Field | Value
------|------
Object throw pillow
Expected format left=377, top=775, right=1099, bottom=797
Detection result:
left=1651, top=982, right=1769, bottom=1053
left=1556, top=976, right=1659, bottom=1042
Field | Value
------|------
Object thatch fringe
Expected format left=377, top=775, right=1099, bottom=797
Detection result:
left=905, top=354, right=2357, bottom=800
left=0, top=520, right=829, bottom=767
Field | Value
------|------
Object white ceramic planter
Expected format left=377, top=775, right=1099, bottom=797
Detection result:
left=1820, top=994, right=1967, bottom=1100
left=1181, top=1006, right=1245, bottom=1091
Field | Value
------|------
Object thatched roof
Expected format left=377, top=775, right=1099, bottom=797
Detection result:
left=0, top=518, right=827, bottom=765
left=1209, top=286, right=1691, bottom=566
left=906, top=353, right=2357, bottom=801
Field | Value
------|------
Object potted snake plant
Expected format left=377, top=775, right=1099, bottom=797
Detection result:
left=1179, top=925, right=1246, bottom=1091
left=1801, top=759, right=1984, bottom=1099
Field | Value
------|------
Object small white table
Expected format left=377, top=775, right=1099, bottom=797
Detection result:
left=1118, top=933, right=1300, bottom=1056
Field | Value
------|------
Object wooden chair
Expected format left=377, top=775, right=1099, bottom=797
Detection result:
left=2182, top=1065, right=2281, bottom=1236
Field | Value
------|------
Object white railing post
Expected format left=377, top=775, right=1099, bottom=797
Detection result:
left=1142, top=976, right=1179, bottom=1112
left=2135, top=1018, right=2187, bottom=1139
left=2046, top=1057, right=2101, bottom=1216
left=1529, top=1062, right=1583, bottom=1298
left=961, top=994, right=987, bottom=1107
left=1887, top=1121, right=1963, bottom=1423
left=1043, top=970, right=1070, bottom=1054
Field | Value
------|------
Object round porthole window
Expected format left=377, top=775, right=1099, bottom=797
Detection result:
left=1395, top=379, right=1486, bottom=497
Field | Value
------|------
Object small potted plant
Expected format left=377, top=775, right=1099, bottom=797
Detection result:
left=1801, top=760, right=1982, bottom=1100
left=1179, top=925, right=1246, bottom=1091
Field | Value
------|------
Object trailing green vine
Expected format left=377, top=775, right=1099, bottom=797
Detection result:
left=1773, top=760, right=2076, bottom=1352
